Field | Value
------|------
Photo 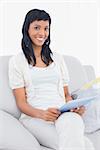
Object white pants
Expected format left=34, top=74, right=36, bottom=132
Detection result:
left=20, top=112, right=94, bottom=150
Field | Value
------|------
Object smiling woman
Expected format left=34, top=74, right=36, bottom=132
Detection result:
left=28, top=20, right=49, bottom=47
left=28, top=20, right=50, bottom=68
left=8, top=9, right=94, bottom=150
left=21, top=9, right=52, bottom=67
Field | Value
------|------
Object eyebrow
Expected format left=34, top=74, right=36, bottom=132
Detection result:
left=33, top=24, right=49, bottom=28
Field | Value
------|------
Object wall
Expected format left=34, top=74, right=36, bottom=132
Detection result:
left=0, top=0, right=99, bottom=76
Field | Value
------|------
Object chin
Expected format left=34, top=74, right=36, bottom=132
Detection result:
left=37, top=42, right=45, bottom=47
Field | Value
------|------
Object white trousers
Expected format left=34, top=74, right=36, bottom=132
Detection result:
left=20, top=112, right=94, bottom=150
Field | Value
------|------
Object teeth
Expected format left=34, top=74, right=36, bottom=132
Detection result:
left=37, top=38, right=45, bottom=41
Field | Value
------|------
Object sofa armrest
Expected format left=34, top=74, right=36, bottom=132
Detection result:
left=0, top=110, right=41, bottom=150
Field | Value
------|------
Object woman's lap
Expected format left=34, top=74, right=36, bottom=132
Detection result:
left=20, top=115, right=58, bottom=149
left=19, top=112, right=94, bottom=150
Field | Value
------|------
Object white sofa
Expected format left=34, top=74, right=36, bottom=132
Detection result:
left=0, top=55, right=100, bottom=150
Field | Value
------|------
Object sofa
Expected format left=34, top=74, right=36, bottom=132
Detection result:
left=0, top=55, right=100, bottom=150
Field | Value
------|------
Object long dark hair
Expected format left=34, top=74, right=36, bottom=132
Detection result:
left=21, top=9, right=53, bottom=66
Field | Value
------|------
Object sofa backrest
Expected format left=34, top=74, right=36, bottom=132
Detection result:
left=0, top=56, right=21, bottom=119
left=63, top=55, right=88, bottom=93
left=83, top=65, right=96, bottom=82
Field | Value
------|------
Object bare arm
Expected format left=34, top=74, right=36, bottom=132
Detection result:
left=13, top=88, right=60, bottom=121
left=63, top=86, right=85, bottom=116
left=13, top=88, right=44, bottom=118
left=63, top=86, right=72, bottom=102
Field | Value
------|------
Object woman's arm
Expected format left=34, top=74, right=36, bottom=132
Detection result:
left=63, top=86, right=85, bottom=116
left=63, top=86, right=72, bottom=102
left=13, top=88, right=60, bottom=121
left=13, top=88, right=44, bottom=118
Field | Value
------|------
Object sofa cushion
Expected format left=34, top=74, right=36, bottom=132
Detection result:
left=86, top=130, right=100, bottom=150
left=83, top=65, right=96, bottom=82
left=71, top=81, right=100, bottom=134
left=63, top=55, right=88, bottom=93
left=0, top=110, right=41, bottom=150
left=0, top=56, right=21, bottom=119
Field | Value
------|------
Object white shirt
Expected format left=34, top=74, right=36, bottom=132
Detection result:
left=28, top=62, right=65, bottom=110
left=8, top=51, right=70, bottom=118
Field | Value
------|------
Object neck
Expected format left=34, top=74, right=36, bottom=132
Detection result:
left=33, top=45, right=42, bottom=57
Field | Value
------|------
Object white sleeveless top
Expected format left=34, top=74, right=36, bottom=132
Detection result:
left=28, top=62, right=65, bottom=110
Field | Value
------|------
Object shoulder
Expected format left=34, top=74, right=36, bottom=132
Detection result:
left=9, top=52, right=28, bottom=72
left=9, top=52, right=26, bottom=66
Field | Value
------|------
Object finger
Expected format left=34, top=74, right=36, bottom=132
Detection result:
left=77, top=107, right=80, bottom=110
left=48, top=108, right=61, bottom=115
left=70, top=109, right=74, bottom=112
left=80, top=106, right=86, bottom=111
left=78, top=107, right=85, bottom=113
left=74, top=106, right=85, bottom=111
left=74, top=108, right=85, bottom=115
left=48, top=108, right=59, bottom=113
left=47, top=111, right=60, bottom=118
left=46, top=115, right=58, bottom=121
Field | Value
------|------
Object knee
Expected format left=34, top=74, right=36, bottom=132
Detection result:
left=56, top=112, right=84, bottom=131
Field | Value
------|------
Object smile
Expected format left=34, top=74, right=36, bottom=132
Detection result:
left=36, top=37, right=46, bottom=42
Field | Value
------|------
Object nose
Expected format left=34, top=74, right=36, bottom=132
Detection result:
left=38, top=29, right=45, bottom=37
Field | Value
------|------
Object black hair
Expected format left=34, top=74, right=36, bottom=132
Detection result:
left=21, top=9, right=53, bottom=66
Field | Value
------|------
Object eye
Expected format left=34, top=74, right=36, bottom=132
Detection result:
left=34, top=26, right=40, bottom=30
left=45, top=27, right=49, bottom=32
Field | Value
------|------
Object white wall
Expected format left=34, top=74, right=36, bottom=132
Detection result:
left=0, top=0, right=100, bottom=76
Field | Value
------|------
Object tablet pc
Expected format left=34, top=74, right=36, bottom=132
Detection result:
left=59, top=95, right=97, bottom=113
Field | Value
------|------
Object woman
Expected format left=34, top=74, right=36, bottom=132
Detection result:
left=9, top=9, right=94, bottom=150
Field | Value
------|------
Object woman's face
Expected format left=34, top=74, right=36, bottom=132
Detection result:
left=28, top=20, right=49, bottom=48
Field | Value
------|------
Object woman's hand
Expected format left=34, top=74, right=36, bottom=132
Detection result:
left=42, top=108, right=61, bottom=122
left=66, top=95, right=73, bottom=102
left=71, top=106, right=85, bottom=116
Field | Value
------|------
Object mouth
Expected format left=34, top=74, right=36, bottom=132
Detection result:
left=36, top=37, right=46, bottom=43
